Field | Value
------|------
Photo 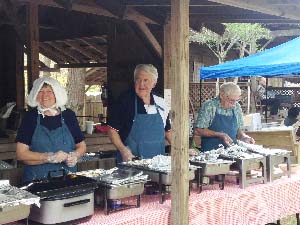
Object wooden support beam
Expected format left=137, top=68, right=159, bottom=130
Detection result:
left=134, top=21, right=162, bottom=58
left=64, top=40, right=104, bottom=62
left=209, top=0, right=300, bottom=20
left=78, top=38, right=107, bottom=59
left=164, top=18, right=172, bottom=90
left=19, top=0, right=118, bottom=18
left=54, top=62, right=107, bottom=68
left=2, top=0, right=25, bottom=43
left=170, top=0, right=190, bottom=225
left=24, top=66, right=60, bottom=72
left=16, top=39, right=25, bottom=108
left=46, top=42, right=80, bottom=63
left=39, top=43, right=69, bottom=63
left=124, top=6, right=158, bottom=24
left=19, top=0, right=159, bottom=24
left=26, top=1, right=39, bottom=88
left=271, top=29, right=300, bottom=37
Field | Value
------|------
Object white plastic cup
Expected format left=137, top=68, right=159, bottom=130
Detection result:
left=85, top=121, right=94, bottom=134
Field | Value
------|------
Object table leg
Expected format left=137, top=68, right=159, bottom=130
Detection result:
left=137, top=194, right=141, bottom=208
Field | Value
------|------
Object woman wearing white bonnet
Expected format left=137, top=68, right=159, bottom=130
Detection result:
left=16, top=76, right=86, bottom=182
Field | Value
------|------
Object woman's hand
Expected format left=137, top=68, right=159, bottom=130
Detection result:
left=241, top=135, right=255, bottom=144
left=188, top=148, right=199, bottom=156
left=120, top=147, right=135, bottom=162
left=219, top=133, right=234, bottom=147
left=47, top=151, right=68, bottom=163
left=66, top=152, right=80, bottom=167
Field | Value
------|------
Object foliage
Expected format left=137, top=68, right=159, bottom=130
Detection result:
left=189, top=23, right=272, bottom=62
left=226, top=23, right=271, bottom=54
left=189, top=27, right=238, bottom=63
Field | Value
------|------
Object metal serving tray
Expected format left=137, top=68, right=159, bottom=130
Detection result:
left=190, top=161, right=233, bottom=176
left=145, top=169, right=195, bottom=185
left=99, top=182, right=145, bottom=200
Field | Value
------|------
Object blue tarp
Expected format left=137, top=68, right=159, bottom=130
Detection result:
left=200, top=37, right=300, bottom=79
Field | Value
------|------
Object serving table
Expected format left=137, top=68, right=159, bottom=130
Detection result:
left=7, top=170, right=300, bottom=225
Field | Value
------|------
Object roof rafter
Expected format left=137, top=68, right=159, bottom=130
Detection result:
left=63, top=40, right=104, bottom=62
left=45, top=42, right=81, bottom=63
left=208, top=0, right=300, bottom=20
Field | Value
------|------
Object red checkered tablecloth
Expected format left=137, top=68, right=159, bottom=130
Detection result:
left=7, top=174, right=300, bottom=225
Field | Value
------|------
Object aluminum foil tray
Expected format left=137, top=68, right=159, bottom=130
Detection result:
left=190, top=160, right=234, bottom=176
left=100, top=182, right=145, bottom=199
left=144, top=170, right=195, bottom=185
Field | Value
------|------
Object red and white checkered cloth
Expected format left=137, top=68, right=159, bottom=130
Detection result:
left=7, top=174, right=300, bottom=225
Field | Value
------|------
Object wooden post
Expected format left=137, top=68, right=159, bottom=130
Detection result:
left=164, top=18, right=172, bottom=90
left=170, top=1, right=190, bottom=225
left=26, top=2, right=39, bottom=88
left=16, top=40, right=25, bottom=109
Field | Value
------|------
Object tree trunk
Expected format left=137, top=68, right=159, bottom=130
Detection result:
left=41, top=55, right=51, bottom=77
left=66, top=68, right=86, bottom=128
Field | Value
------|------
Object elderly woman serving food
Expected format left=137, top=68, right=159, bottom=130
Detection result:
left=194, top=82, right=255, bottom=152
left=16, top=76, right=86, bottom=182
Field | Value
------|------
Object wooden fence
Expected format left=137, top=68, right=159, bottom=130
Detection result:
left=85, top=95, right=106, bottom=123
left=189, top=82, right=250, bottom=115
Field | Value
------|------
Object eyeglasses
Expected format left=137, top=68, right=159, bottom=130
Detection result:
left=226, top=96, right=240, bottom=104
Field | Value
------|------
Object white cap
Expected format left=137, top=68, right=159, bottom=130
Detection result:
left=27, top=76, right=68, bottom=111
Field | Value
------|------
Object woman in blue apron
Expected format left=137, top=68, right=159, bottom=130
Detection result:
left=16, top=77, right=86, bottom=183
left=194, top=82, right=255, bottom=152
left=107, top=64, right=172, bottom=162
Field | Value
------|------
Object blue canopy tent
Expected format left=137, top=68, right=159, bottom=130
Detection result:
left=200, top=37, right=300, bottom=79
left=199, top=37, right=300, bottom=122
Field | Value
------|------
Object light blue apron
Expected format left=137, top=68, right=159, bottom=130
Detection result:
left=116, top=97, right=165, bottom=162
left=22, top=113, right=76, bottom=182
left=201, top=109, right=238, bottom=152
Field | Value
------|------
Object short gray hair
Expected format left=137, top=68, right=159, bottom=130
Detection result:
left=134, top=64, right=158, bottom=82
left=220, top=82, right=241, bottom=96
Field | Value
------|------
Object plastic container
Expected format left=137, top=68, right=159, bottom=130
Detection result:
left=85, top=121, right=94, bottom=134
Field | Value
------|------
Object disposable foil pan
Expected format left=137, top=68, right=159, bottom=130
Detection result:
left=145, top=170, right=195, bottom=185
left=99, top=182, right=145, bottom=199
left=190, top=160, right=233, bottom=176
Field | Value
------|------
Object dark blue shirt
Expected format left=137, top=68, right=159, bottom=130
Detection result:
left=107, top=90, right=171, bottom=142
left=16, top=108, right=84, bottom=146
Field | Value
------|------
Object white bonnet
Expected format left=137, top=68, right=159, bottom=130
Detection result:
left=27, top=76, right=68, bottom=110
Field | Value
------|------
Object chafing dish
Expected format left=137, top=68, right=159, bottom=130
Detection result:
left=120, top=155, right=197, bottom=203
left=190, top=156, right=234, bottom=192
left=21, top=170, right=97, bottom=224
left=77, top=167, right=148, bottom=214
left=238, top=141, right=291, bottom=182
left=0, top=184, right=39, bottom=224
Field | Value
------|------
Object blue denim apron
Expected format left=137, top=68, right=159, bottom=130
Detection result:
left=116, top=97, right=165, bottom=162
left=22, top=113, right=76, bottom=182
left=201, top=109, right=238, bottom=152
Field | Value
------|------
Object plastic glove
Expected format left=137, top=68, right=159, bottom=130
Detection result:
left=121, top=146, right=135, bottom=162
left=66, top=151, right=80, bottom=167
left=46, top=151, right=68, bottom=163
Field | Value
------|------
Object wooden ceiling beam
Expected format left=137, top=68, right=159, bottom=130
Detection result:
left=39, top=47, right=64, bottom=64
left=54, top=62, right=107, bottom=68
left=208, top=0, right=300, bottom=20
left=91, top=36, right=107, bottom=44
left=78, top=38, right=107, bottom=59
left=189, top=14, right=300, bottom=23
left=39, top=42, right=72, bottom=63
left=1, top=0, right=25, bottom=43
left=124, top=6, right=158, bottom=25
left=271, top=29, right=300, bottom=37
left=132, top=21, right=162, bottom=58
left=63, top=40, right=104, bottom=62
left=24, top=65, right=60, bottom=72
left=46, top=42, right=81, bottom=63
left=19, top=0, right=118, bottom=18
